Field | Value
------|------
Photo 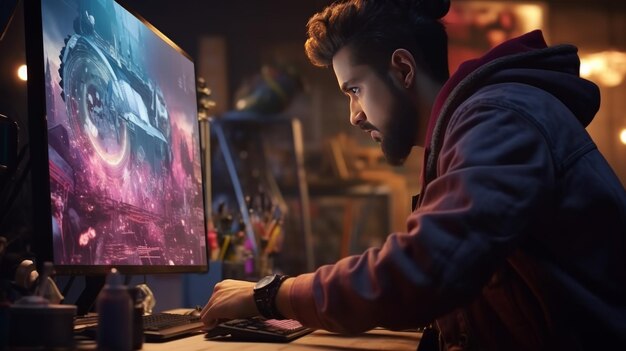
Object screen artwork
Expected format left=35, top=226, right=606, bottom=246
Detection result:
left=41, top=0, right=206, bottom=267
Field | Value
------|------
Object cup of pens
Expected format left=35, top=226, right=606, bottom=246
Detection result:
left=253, top=204, right=284, bottom=277
left=212, top=192, right=285, bottom=279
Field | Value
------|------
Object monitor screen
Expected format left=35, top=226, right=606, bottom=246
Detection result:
left=25, top=0, right=208, bottom=275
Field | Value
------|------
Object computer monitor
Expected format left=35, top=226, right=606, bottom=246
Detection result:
left=23, top=0, right=208, bottom=284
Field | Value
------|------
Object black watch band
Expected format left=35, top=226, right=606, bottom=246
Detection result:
left=253, top=274, right=289, bottom=320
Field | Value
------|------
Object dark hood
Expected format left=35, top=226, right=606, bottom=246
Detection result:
left=421, top=30, right=600, bottom=188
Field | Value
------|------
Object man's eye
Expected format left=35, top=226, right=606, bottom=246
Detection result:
left=349, top=87, right=360, bottom=95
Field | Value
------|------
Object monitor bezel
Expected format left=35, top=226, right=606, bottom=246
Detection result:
left=24, top=0, right=209, bottom=276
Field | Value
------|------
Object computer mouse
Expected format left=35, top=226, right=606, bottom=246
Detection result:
left=187, top=306, right=202, bottom=317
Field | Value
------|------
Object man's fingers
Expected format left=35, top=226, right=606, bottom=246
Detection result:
left=203, top=318, right=218, bottom=330
left=201, top=304, right=217, bottom=327
left=200, top=294, right=220, bottom=326
left=200, top=303, right=210, bottom=322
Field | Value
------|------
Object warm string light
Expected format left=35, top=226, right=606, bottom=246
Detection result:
left=17, top=64, right=27, bottom=81
left=580, top=52, right=626, bottom=145
left=580, top=51, right=626, bottom=88
left=620, top=129, right=626, bottom=145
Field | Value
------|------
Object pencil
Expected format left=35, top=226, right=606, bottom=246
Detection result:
left=264, top=223, right=282, bottom=256
left=219, top=235, right=231, bottom=261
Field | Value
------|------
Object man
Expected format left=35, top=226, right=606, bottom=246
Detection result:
left=201, top=0, right=626, bottom=349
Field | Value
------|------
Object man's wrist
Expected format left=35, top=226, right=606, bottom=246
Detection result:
left=275, top=277, right=295, bottom=320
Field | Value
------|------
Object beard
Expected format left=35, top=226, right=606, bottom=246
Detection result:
left=379, top=76, right=420, bottom=166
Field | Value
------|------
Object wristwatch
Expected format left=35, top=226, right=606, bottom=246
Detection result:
left=253, top=274, right=289, bottom=320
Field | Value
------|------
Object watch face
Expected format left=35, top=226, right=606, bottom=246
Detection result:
left=255, top=274, right=276, bottom=289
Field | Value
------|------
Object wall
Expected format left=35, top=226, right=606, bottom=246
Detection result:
left=119, top=0, right=626, bottom=186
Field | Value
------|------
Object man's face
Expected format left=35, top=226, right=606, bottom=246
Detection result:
left=332, top=46, right=418, bottom=166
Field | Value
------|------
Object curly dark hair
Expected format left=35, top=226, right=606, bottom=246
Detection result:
left=305, top=0, right=450, bottom=83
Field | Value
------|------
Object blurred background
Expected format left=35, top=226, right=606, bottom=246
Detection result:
left=1, top=0, right=625, bottom=309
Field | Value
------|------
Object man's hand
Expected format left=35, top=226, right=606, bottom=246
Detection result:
left=200, top=279, right=257, bottom=329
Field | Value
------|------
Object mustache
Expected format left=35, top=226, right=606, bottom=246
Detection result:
left=359, top=121, right=378, bottom=132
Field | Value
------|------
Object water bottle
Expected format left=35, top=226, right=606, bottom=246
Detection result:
left=97, top=268, right=132, bottom=351
left=127, top=286, right=145, bottom=350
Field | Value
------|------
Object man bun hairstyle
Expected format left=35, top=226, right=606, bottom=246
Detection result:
left=305, top=0, right=450, bottom=83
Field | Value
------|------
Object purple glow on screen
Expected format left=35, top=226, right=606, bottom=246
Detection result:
left=41, top=0, right=206, bottom=267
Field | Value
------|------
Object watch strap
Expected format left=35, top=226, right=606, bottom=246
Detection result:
left=254, top=274, right=289, bottom=320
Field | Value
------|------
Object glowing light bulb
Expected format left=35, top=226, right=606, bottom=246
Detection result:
left=17, top=65, right=27, bottom=81
left=620, top=129, right=626, bottom=145
left=580, top=51, right=626, bottom=87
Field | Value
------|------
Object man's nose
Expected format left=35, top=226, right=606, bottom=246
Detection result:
left=349, top=103, right=365, bottom=126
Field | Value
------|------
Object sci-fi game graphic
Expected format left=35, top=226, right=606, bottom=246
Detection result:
left=41, top=0, right=207, bottom=267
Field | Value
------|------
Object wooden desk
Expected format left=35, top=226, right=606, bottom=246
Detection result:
left=142, top=328, right=421, bottom=351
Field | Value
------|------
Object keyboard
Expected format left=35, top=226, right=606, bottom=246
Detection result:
left=205, top=316, right=314, bottom=342
left=74, top=312, right=204, bottom=341
left=142, top=313, right=204, bottom=341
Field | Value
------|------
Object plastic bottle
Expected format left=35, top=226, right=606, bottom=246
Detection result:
left=127, top=286, right=144, bottom=350
left=97, top=268, right=132, bottom=351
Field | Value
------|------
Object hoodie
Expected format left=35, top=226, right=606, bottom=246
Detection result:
left=290, top=30, right=626, bottom=350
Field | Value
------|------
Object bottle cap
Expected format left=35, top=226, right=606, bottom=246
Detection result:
left=105, top=268, right=125, bottom=289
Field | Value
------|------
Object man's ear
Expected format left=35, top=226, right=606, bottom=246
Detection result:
left=390, top=49, right=416, bottom=89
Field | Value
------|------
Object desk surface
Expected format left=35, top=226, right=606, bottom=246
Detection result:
left=141, top=328, right=421, bottom=351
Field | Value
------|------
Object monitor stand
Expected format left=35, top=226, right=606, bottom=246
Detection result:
left=72, top=275, right=155, bottom=316
left=74, top=275, right=105, bottom=316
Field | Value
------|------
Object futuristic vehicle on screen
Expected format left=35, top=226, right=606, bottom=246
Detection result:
left=58, top=10, right=171, bottom=174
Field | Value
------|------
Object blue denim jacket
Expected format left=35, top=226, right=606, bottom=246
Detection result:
left=421, top=35, right=626, bottom=349
left=428, top=81, right=626, bottom=350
